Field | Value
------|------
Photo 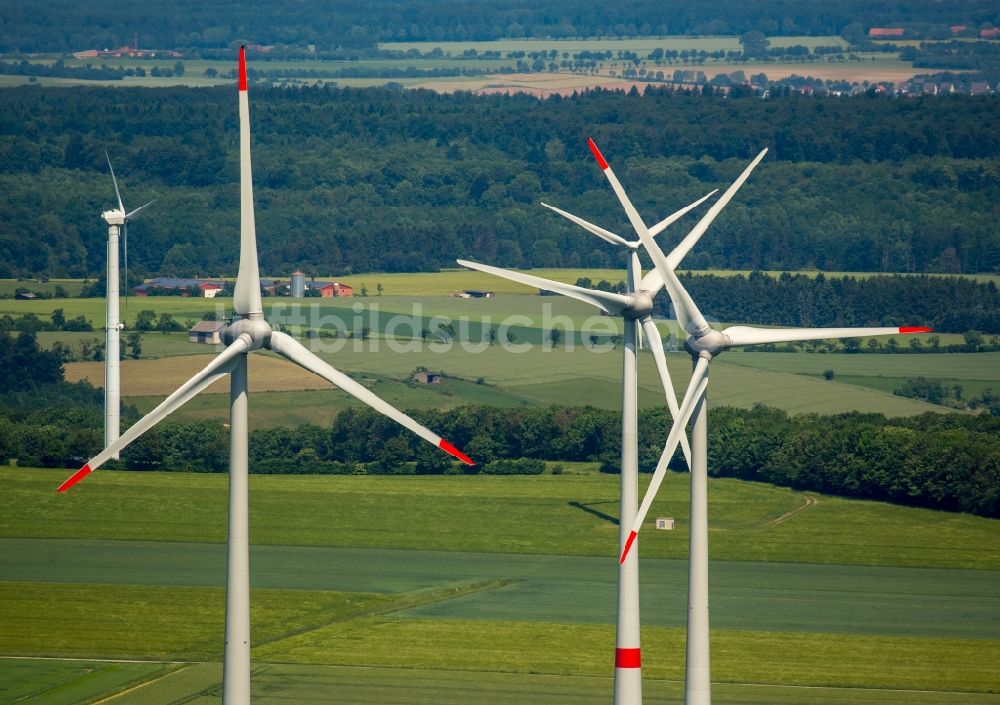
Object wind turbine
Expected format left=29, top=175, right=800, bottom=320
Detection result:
left=457, top=167, right=766, bottom=704
left=58, top=47, right=474, bottom=705
left=102, top=153, right=154, bottom=453
left=585, top=139, right=931, bottom=705
left=457, top=138, right=771, bottom=705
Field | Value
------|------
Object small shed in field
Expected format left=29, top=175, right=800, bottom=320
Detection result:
left=189, top=320, right=226, bottom=344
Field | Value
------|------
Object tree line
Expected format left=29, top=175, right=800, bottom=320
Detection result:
left=4, top=0, right=998, bottom=53
left=2, top=329, right=997, bottom=517
left=1, top=85, right=997, bottom=280
left=6, top=398, right=997, bottom=518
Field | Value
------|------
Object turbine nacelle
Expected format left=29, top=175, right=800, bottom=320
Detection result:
left=102, top=209, right=126, bottom=226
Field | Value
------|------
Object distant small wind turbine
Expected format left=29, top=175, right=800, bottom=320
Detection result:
left=102, top=152, right=154, bottom=453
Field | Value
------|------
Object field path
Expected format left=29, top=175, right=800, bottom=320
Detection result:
left=765, top=494, right=818, bottom=527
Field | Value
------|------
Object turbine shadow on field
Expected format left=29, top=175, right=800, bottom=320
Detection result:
left=569, top=500, right=619, bottom=526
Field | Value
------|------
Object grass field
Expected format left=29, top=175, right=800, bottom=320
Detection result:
left=0, top=468, right=998, bottom=704
left=4, top=469, right=997, bottom=568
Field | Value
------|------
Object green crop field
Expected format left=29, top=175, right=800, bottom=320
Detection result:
left=0, top=469, right=998, bottom=704
left=727, top=351, right=1000, bottom=401
left=88, top=340, right=950, bottom=424
left=5, top=284, right=984, bottom=421
left=0, top=279, right=87, bottom=297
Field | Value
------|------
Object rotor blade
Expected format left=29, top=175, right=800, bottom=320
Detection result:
left=668, top=150, right=766, bottom=269
left=587, top=138, right=709, bottom=336
left=723, top=325, right=933, bottom=348
left=640, top=150, right=767, bottom=292
left=540, top=202, right=630, bottom=247
left=57, top=334, right=252, bottom=492
left=640, top=318, right=692, bottom=468
left=125, top=199, right=156, bottom=220
left=233, top=46, right=263, bottom=317
left=620, top=354, right=711, bottom=564
left=267, top=331, right=473, bottom=464
left=646, top=189, right=718, bottom=238
left=457, top=259, right=632, bottom=315
left=105, top=151, right=124, bottom=212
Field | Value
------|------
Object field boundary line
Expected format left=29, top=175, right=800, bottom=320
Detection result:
left=242, top=662, right=996, bottom=697
left=719, top=679, right=992, bottom=695
left=0, top=655, right=192, bottom=664
left=90, top=663, right=193, bottom=705
left=254, top=578, right=516, bottom=654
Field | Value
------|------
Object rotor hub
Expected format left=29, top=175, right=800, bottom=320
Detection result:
left=623, top=290, right=655, bottom=320
left=222, top=316, right=271, bottom=351
left=683, top=328, right=729, bottom=358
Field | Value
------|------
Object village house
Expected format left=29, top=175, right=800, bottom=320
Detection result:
left=867, top=28, right=905, bottom=38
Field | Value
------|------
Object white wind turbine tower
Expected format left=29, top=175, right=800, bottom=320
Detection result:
left=102, top=153, right=154, bottom=453
left=586, top=140, right=932, bottom=705
left=457, top=140, right=764, bottom=705
left=58, top=47, right=474, bottom=705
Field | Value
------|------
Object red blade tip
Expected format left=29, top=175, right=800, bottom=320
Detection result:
left=57, top=464, right=92, bottom=492
left=439, top=439, right=474, bottom=466
left=619, top=530, right=638, bottom=564
left=899, top=326, right=932, bottom=334
left=238, top=46, right=248, bottom=92
left=588, top=138, right=609, bottom=171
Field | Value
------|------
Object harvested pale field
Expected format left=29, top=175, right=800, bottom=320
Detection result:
left=419, top=62, right=933, bottom=97
left=652, top=61, right=932, bottom=83
left=65, top=353, right=336, bottom=396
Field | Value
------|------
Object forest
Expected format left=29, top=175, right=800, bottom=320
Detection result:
left=2, top=329, right=997, bottom=517
left=0, top=85, right=998, bottom=280
left=660, top=272, right=1000, bottom=334
left=3, top=0, right=999, bottom=53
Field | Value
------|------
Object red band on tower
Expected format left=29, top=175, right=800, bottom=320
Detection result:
left=588, top=138, right=609, bottom=170
left=615, top=648, right=641, bottom=668
left=238, top=46, right=248, bottom=92
left=57, top=464, right=92, bottom=492
left=439, top=439, right=474, bottom=466
left=899, top=326, right=932, bottom=334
